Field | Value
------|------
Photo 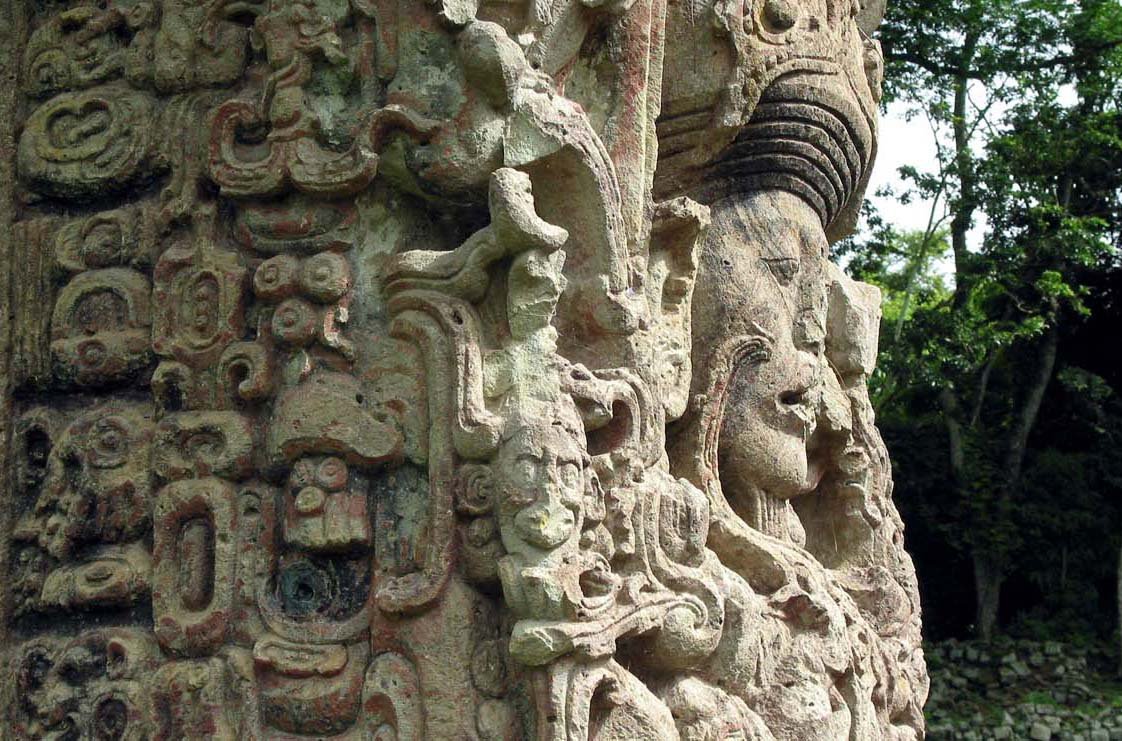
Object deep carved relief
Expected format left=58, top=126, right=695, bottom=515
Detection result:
left=3, top=0, right=926, bottom=738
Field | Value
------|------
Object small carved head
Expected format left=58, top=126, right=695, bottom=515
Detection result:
left=493, top=399, right=590, bottom=554
left=33, top=404, right=154, bottom=559
left=13, top=630, right=159, bottom=739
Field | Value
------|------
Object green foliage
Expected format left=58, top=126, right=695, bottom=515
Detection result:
left=1022, top=690, right=1059, bottom=707
left=851, top=0, right=1122, bottom=639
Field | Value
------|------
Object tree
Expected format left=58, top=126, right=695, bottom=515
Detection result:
left=856, top=0, right=1122, bottom=639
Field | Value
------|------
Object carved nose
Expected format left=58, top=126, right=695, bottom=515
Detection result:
left=763, top=0, right=800, bottom=30
left=780, top=351, right=821, bottom=404
left=779, top=386, right=809, bottom=408
left=515, top=503, right=576, bottom=550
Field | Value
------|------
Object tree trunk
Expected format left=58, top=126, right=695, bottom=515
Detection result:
left=941, top=388, right=1005, bottom=640
left=1003, top=326, right=1059, bottom=493
left=971, top=327, right=1059, bottom=642
left=939, top=387, right=966, bottom=478
left=1117, top=542, right=1122, bottom=676
left=949, top=32, right=980, bottom=311
left=974, top=551, right=1003, bottom=640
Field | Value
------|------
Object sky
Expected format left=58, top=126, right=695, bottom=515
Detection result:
left=867, top=85, right=1080, bottom=250
left=868, top=103, right=943, bottom=233
left=859, top=101, right=989, bottom=285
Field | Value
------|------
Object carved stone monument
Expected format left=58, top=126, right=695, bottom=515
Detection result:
left=0, top=0, right=927, bottom=738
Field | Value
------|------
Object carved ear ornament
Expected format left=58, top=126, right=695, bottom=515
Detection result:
left=691, top=329, right=774, bottom=415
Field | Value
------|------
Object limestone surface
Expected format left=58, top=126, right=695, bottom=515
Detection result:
left=0, top=0, right=927, bottom=738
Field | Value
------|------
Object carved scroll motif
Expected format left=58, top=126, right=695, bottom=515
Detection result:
left=18, top=86, right=161, bottom=199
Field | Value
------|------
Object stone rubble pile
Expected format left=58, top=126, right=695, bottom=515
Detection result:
left=926, top=640, right=1122, bottom=740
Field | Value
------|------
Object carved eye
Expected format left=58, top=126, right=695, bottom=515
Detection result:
left=762, top=257, right=799, bottom=286
left=512, top=456, right=540, bottom=489
left=761, top=0, right=800, bottom=31
left=750, top=0, right=810, bottom=43
left=18, top=647, right=52, bottom=691
left=558, top=461, right=581, bottom=490
left=290, top=458, right=317, bottom=488
left=315, top=457, right=348, bottom=492
left=88, top=418, right=130, bottom=469
left=300, top=252, right=351, bottom=303
left=93, top=696, right=129, bottom=740
left=253, top=255, right=299, bottom=300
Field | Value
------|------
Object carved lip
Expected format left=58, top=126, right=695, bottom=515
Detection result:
left=253, top=636, right=349, bottom=677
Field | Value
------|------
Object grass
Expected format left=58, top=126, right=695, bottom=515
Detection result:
left=1022, top=690, right=1060, bottom=707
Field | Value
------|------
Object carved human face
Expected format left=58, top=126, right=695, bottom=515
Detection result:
left=719, top=331, right=820, bottom=502
left=14, top=630, right=159, bottom=740
left=32, top=405, right=153, bottom=560
left=284, top=455, right=372, bottom=552
left=494, top=413, right=586, bottom=553
left=726, top=273, right=829, bottom=502
left=688, top=192, right=830, bottom=507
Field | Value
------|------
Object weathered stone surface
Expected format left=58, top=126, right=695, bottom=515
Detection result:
left=0, top=0, right=926, bottom=738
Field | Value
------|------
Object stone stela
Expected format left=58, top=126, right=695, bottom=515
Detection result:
left=0, top=0, right=928, bottom=738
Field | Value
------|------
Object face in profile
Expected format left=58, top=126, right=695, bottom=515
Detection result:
left=689, top=191, right=832, bottom=518
left=719, top=323, right=820, bottom=504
